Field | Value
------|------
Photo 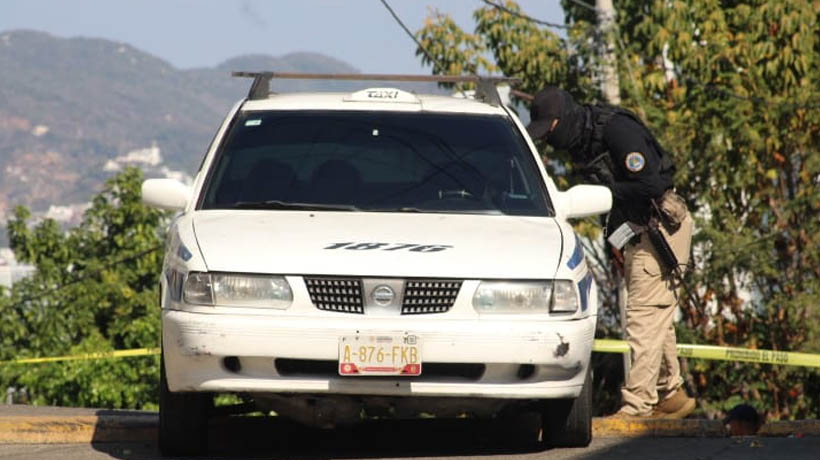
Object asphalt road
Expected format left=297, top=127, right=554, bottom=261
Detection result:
left=2, top=437, right=820, bottom=460
left=1, top=417, right=819, bottom=460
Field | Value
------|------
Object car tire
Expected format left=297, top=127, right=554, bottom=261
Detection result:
left=158, top=354, right=210, bottom=457
left=541, top=368, right=593, bottom=448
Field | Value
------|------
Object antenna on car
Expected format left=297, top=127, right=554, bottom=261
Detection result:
left=231, top=72, right=521, bottom=107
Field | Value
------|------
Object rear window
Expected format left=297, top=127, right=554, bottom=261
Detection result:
left=200, top=110, right=553, bottom=216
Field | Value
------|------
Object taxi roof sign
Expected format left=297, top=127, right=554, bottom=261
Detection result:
left=231, top=72, right=521, bottom=107
left=343, top=88, right=420, bottom=104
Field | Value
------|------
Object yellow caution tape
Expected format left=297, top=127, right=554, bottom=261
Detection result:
left=0, top=348, right=160, bottom=365
left=592, top=339, right=631, bottom=354
left=3, top=341, right=819, bottom=368
left=593, top=339, right=820, bottom=368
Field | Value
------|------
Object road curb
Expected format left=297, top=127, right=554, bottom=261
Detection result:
left=0, top=415, right=156, bottom=444
left=1, top=414, right=819, bottom=444
left=594, top=418, right=820, bottom=438
left=594, top=418, right=726, bottom=437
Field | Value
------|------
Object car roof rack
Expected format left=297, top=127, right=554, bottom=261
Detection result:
left=231, top=72, right=521, bottom=107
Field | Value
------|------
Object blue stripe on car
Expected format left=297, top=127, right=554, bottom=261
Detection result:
left=567, top=234, right=585, bottom=269
left=577, top=273, right=593, bottom=312
left=176, top=243, right=193, bottom=261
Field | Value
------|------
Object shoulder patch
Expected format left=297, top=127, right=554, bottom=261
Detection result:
left=625, top=152, right=646, bottom=172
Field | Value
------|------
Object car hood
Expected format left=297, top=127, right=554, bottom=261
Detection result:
left=192, top=211, right=565, bottom=279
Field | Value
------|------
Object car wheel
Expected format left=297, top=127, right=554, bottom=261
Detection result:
left=541, top=368, right=592, bottom=448
left=158, top=354, right=210, bottom=457
left=496, top=409, right=542, bottom=448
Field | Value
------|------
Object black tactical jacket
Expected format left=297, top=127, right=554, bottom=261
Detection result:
left=571, top=106, right=675, bottom=230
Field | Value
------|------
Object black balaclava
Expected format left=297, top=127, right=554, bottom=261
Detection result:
left=527, top=86, right=586, bottom=152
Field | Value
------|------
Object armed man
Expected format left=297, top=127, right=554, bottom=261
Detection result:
left=527, top=86, right=695, bottom=419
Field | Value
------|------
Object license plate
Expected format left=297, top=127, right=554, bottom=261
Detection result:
left=338, top=335, right=422, bottom=376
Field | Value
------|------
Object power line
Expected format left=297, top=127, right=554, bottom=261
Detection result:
left=479, top=0, right=570, bottom=30
left=379, top=0, right=818, bottom=110
left=489, top=1, right=820, bottom=110
left=565, top=0, right=600, bottom=13
left=378, top=0, right=443, bottom=70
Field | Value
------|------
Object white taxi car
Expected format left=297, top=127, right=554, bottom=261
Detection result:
left=142, top=73, right=612, bottom=456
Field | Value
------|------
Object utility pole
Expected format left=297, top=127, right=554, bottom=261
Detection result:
left=595, top=0, right=629, bottom=378
left=596, top=0, right=621, bottom=105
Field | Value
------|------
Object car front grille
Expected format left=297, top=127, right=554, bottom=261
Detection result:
left=304, top=277, right=364, bottom=314
left=304, top=277, right=462, bottom=315
left=401, top=280, right=462, bottom=314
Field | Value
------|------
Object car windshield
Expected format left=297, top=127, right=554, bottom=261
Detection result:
left=200, top=110, right=553, bottom=216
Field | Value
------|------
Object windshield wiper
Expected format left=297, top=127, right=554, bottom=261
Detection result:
left=368, top=207, right=425, bottom=213
left=367, top=207, right=503, bottom=215
left=232, top=200, right=360, bottom=211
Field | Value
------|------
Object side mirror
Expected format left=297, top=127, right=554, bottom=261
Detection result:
left=142, top=179, right=191, bottom=211
left=558, top=184, right=612, bottom=219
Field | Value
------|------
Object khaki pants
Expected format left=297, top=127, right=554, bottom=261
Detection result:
left=620, top=193, right=693, bottom=415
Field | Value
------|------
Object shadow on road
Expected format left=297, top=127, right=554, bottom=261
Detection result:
left=83, top=406, right=820, bottom=460
left=91, top=413, right=549, bottom=459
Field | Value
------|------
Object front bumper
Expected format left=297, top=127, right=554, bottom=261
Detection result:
left=162, top=310, right=596, bottom=400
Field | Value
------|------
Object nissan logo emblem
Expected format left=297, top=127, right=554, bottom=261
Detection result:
left=372, top=285, right=395, bottom=306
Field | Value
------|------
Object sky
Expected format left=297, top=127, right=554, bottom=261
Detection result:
left=0, top=0, right=565, bottom=73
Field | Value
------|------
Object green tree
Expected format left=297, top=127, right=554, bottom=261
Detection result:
left=416, top=0, right=819, bottom=419
left=0, top=167, right=167, bottom=409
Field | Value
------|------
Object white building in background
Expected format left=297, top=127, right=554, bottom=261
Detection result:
left=118, top=143, right=162, bottom=166
left=102, top=143, right=193, bottom=185
left=104, top=143, right=162, bottom=172
left=43, top=202, right=92, bottom=225
left=0, top=248, right=35, bottom=290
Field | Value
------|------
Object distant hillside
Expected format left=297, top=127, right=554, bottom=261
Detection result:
left=0, top=29, right=382, bottom=234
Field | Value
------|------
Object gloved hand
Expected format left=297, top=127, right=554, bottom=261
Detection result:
left=576, top=155, right=616, bottom=187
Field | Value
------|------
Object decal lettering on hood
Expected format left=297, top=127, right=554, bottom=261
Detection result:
left=324, top=242, right=452, bottom=253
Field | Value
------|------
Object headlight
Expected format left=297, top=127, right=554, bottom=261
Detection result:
left=550, top=280, right=579, bottom=313
left=183, top=272, right=293, bottom=309
left=472, top=280, right=578, bottom=314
